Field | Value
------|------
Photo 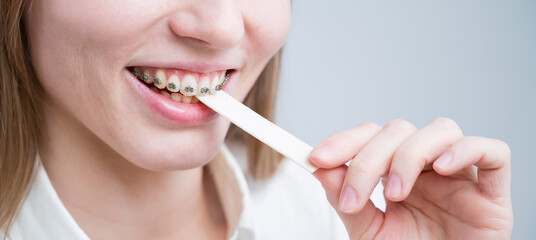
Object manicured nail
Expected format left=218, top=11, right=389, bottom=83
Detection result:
left=310, top=144, right=333, bottom=160
left=339, top=185, right=358, bottom=213
left=434, top=152, right=453, bottom=170
left=386, top=173, right=402, bottom=199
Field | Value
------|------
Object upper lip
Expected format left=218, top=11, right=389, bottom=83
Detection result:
left=127, top=61, right=238, bottom=73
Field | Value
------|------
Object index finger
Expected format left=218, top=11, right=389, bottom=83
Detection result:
left=309, top=122, right=382, bottom=169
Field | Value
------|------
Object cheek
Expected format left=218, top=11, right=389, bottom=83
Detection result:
left=26, top=0, right=137, bottom=97
left=232, top=0, right=290, bottom=100
left=29, top=0, right=198, bottom=86
left=36, top=1, right=158, bottom=44
left=24, top=0, right=290, bottom=171
left=244, top=0, right=291, bottom=58
left=25, top=0, right=165, bottom=124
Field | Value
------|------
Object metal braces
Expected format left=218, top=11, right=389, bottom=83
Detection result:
left=168, top=82, right=176, bottom=90
left=153, top=75, right=161, bottom=85
left=184, top=86, right=194, bottom=93
left=133, top=69, right=141, bottom=80
left=131, top=69, right=229, bottom=96
left=142, top=73, right=149, bottom=82
left=215, top=73, right=229, bottom=91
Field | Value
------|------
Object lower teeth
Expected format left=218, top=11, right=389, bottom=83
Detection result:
left=149, top=85, right=200, bottom=103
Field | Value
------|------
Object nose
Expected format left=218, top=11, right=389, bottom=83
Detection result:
left=167, top=1, right=245, bottom=50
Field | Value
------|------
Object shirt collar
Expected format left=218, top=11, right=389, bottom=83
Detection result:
left=5, top=144, right=255, bottom=240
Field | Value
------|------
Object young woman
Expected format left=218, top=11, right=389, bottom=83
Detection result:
left=0, top=0, right=513, bottom=239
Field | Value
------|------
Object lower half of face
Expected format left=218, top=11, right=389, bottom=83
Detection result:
left=26, top=0, right=290, bottom=170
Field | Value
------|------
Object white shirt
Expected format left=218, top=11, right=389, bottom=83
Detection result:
left=2, top=143, right=385, bottom=239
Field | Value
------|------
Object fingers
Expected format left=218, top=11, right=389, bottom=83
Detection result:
left=385, top=117, right=464, bottom=201
left=309, top=122, right=382, bottom=169
left=313, top=165, right=348, bottom=206
left=310, top=121, right=388, bottom=235
left=340, top=119, right=418, bottom=213
left=313, top=117, right=510, bottom=219
left=433, top=136, right=512, bottom=199
left=313, top=166, right=385, bottom=238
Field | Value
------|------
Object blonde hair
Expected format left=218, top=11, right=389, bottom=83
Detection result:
left=0, top=0, right=283, bottom=234
left=227, top=52, right=284, bottom=180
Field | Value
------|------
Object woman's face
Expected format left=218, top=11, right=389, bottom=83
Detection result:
left=25, top=0, right=290, bottom=170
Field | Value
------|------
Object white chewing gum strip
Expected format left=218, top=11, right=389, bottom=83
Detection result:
left=197, top=91, right=318, bottom=173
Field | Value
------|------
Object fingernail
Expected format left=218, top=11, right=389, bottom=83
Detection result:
left=338, top=185, right=358, bottom=213
left=386, top=173, right=402, bottom=199
left=434, top=152, right=453, bottom=170
left=310, top=144, right=333, bottom=160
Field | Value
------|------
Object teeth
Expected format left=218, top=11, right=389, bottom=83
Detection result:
left=133, top=68, right=141, bottom=80
left=218, top=73, right=228, bottom=91
left=143, top=70, right=153, bottom=84
left=171, top=93, right=182, bottom=102
left=160, top=91, right=171, bottom=99
left=214, top=72, right=228, bottom=92
left=209, top=74, right=220, bottom=94
left=154, top=70, right=167, bottom=89
left=198, top=76, right=211, bottom=96
left=131, top=68, right=229, bottom=101
left=215, top=73, right=224, bottom=91
left=182, top=95, right=192, bottom=103
left=166, top=75, right=180, bottom=93
left=180, top=74, right=197, bottom=96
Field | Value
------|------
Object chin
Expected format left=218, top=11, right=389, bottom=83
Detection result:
left=150, top=152, right=219, bottom=171
left=123, top=143, right=221, bottom=171
left=117, top=125, right=229, bottom=172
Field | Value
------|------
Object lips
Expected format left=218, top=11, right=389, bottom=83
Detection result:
left=124, top=67, right=233, bottom=126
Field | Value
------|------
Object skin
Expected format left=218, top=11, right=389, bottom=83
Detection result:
left=311, top=118, right=513, bottom=239
left=23, top=0, right=513, bottom=239
left=25, top=0, right=290, bottom=239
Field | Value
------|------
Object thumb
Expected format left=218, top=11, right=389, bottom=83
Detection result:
left=313, top=166, right=384, bottom=239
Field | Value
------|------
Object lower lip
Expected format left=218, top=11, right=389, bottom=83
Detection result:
left=124, top=69, right=228, bottom=126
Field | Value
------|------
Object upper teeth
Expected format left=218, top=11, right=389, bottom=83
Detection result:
left=198, top=76, right=211, bottom=96
left=153, top=70, right=167, bottom=89
left=131, top=67, right=228, bottom=96
left=167, top=75, right=180, bottom=92
left=210, top=74, right=223, bottom=94
left=142, top=71, right=151, bottom=83
left=180, top=74, right=197, bottom=96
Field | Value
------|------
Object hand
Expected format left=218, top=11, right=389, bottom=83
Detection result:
left=310, top=118, right=513, bottom=239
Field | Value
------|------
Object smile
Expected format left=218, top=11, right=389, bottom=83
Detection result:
left=124, top=66, right=235, bottom=126
left=128, top=67, right=230, bottom=104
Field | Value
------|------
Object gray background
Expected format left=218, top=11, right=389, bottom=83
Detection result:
left=276, top=1, right=535, bottom=239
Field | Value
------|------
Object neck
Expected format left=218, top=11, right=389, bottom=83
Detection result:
left=38, top=103, right=227, bottom=239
